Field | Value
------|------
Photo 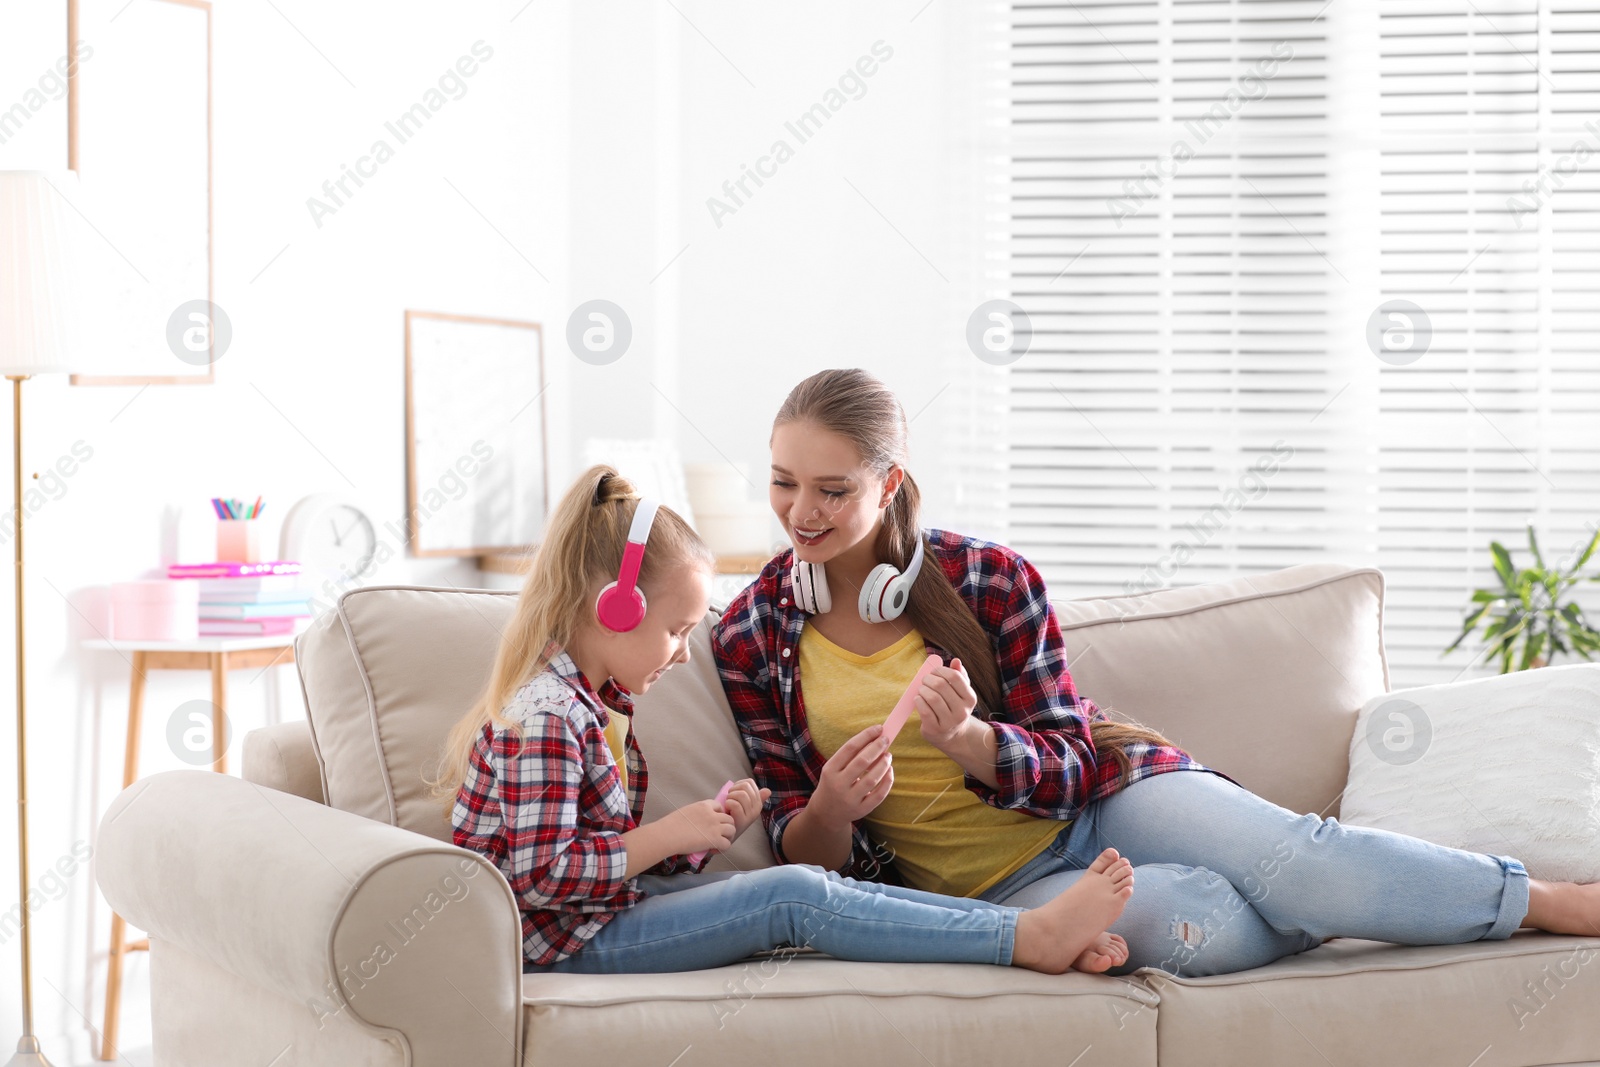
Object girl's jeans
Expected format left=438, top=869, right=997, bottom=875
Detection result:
left=525, top=864, right=1022, bottom=974
left=977, top=768, right=1530, bottom=977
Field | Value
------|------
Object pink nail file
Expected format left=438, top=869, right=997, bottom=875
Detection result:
left=687, top=779, right=735, bottom=865
left=882, top=654, right=943, bottom=745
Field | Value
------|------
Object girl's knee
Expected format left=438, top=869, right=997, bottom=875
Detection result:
left=742, top=863, right=831, bottom=900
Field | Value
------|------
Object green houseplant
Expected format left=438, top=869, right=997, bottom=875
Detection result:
left=1445, top=524, right=1600, bottom=673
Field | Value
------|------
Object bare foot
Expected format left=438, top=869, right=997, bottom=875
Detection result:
left=1011, top=847, right=1135, bottom=974
left=1523, top=880, right=1600, bottom=937
left=1072, top=932, right=1129, bottom=974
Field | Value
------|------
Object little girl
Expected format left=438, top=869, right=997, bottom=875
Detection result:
left=428, top=463, right=1137, bottom=975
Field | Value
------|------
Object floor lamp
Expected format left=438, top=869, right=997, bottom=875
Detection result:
left=0, top=171, right=88, bottom=1067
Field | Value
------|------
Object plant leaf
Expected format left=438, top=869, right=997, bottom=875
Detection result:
left=1549, top=617, right=1569, bottom=655
left=1446, top=604, right=1494, bottom=654
left=1520, top=630, right=1547, bottom=671
left=1528, top=525, right=1546, bottom=570
left=1571, top=527, right=1600, bottom=576
left=1490, top=541, right=1516, bottom=588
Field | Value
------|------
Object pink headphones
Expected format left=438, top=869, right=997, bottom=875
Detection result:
left=595, top=497, right=660, bottom=632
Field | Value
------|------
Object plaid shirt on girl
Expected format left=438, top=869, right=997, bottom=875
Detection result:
left=711, top=528, right=1233, bottom=882
left=451, top=647, right=708, bottom=966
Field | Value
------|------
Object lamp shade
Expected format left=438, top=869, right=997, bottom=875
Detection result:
left=0, top=170, right=88, bottom=376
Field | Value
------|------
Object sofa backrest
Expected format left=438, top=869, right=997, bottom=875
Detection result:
left=293, top=564, right=1388, bottom=862
left=1054, top=563, right=1389, bottom=818
left=293, top=584, right=774, bottom=872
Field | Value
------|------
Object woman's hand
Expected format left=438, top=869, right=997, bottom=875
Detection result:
left=808, top=724, right=895, bottom=832
left=916, top=657, right=983, bottom=750
left=912, top=657, right=1001, bottom=788
left=721, top=779, right=771, bottom=841
left=666, top=799, right=736, bottom=858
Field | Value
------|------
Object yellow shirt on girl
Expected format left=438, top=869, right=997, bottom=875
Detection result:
left=799, top=624, right=1064, bottom=898
left=601, top=709, right=629, bottom=793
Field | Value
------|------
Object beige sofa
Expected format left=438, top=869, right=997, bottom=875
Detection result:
left=95, top=563, right=1600, bottom=1066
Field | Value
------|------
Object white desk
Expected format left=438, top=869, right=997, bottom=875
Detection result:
left=82, top=633, right=302, bottom=773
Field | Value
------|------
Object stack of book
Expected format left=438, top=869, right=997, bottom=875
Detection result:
left=167, top=561, right=315, bottom=636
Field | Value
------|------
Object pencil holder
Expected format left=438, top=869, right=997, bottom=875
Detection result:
left=217, top=519, right=262, bottom=563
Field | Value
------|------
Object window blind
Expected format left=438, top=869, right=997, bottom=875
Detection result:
left=1373, top=0, right=1600, bottom=684
left=1002, top=0, right=1600, bottom=688
left=1005, top=0, right=1347, bottom=593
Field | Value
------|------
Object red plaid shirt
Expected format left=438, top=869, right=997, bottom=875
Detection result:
left=451, top=646, right=706, bottom=966
left=711, top=528, right=1232, bottom=882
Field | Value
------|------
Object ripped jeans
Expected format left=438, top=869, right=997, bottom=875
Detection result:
left=976, top=769, right=1530, bottom=978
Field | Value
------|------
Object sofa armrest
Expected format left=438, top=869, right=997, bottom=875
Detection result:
left=97, top=770, right=524, bottom=1066
left=242, top=720, right=326, bottom=803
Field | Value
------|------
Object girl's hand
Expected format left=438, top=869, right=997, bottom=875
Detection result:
left=668, top=799, right=736, bottom=858
left=916, top=657, right=983, bottom=752
left=721, top=779, right=771, bottom=841
left=809, top=724, right=895, bottom=832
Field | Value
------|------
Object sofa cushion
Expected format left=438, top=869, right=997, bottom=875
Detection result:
left=1054, top=563, right=1389, bottom=819
left=295, top=584, right=775, bottom=872
left=520, top=957, right=1159, bottom=1066
left=1141, top=931, right=1600, bottom=1067
left=1342, top=662, right=1600, bottom=883
left=295, top=585, right=519, bottom=840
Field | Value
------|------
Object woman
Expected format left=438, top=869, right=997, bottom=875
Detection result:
left=711, top=368, right=1600, bottom=977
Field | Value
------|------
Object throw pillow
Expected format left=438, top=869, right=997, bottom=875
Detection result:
left=1341, top=663, right=1600, bottom=883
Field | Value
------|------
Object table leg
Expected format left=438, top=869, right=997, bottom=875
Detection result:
left=121, top=650, right=146, bottom=789
left=211, top=651, right=228, bottom=774
left=101, top=650, right=146, bottom=1061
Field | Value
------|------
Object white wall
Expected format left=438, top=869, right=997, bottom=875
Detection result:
left=0, top=1, right=963, bottom=1060
left=672, top=2, right=963, bottom=529
left=0, top=1, right=570, bottom=1058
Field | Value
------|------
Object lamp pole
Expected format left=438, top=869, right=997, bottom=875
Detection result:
left=5, top=374, right=51, bottom=1066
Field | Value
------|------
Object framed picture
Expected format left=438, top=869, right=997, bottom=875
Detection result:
left=67, top=0, right=215, bottom=385
left=404, top=310, right=549, bottom=557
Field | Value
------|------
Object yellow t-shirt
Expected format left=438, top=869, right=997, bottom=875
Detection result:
left=602, top=710, right=629, bottom=793
left=799, top=623, right=1064, bottom=898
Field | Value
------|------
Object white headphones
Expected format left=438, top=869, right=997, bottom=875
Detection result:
left=792, top=532, right=926, bottom=624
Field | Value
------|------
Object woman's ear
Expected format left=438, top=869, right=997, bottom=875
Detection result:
left=880, top=464, right=906, bottom=507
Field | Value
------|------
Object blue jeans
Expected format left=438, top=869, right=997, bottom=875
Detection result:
left=977, top=769, right=1530, bottom=977
left=525, top=864, right=1021, bottom=974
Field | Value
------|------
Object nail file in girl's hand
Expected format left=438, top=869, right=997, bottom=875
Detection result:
left=687, top=780, right=735, bottom=865
left=882, top=655, right=943, bottom=745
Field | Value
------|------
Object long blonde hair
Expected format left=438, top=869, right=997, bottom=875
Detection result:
left=428, top=464, right=716, bottom=807
left=774, top=368, right=1175, bottom=786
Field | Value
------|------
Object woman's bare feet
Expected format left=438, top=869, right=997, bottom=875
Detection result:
left=1011, top=847, right=1135, bottom=975
left=1073, top=932, right=1129, bottom=973
left=1523, top=879, right=1600, bottom=937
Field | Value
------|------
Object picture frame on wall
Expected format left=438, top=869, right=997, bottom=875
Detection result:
left=404, top=310, right=549, bottom=557
left=67, top=0, right=215, bottom=385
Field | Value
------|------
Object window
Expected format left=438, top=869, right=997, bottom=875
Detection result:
left=999, top=0, right=1600, bottom=687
